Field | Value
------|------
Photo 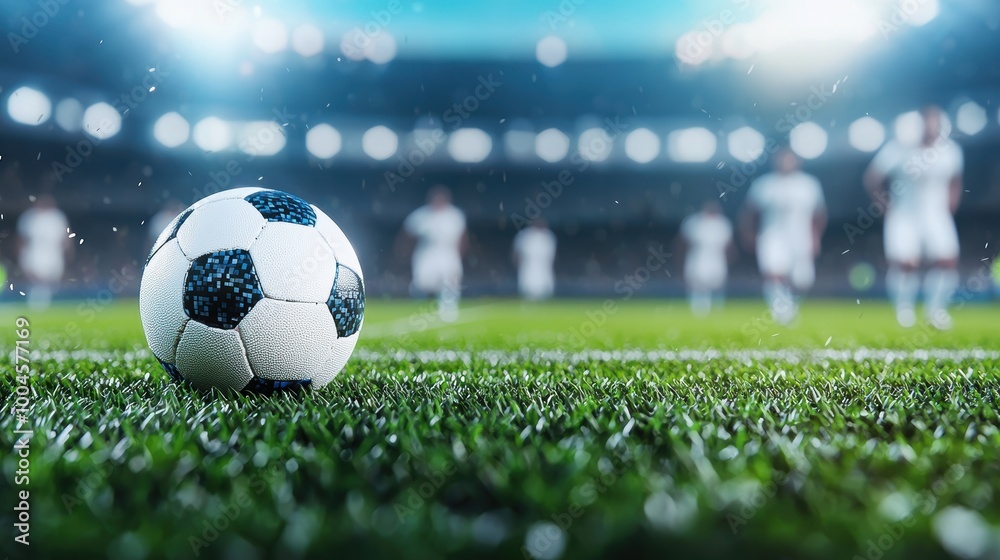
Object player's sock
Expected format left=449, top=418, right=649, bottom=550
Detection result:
left=887, top=267, right=919, bottom=320
left=924, top=267, right=958, bottom=318
left=763, top=280, right=794, bottom=325
left=438, top=284, right=460, bottom=322
left=690, top=290, right=711, bottom=317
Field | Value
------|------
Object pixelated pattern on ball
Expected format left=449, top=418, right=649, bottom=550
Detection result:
left=327, top=264, right=365, bottom=337
left=158, top=359, right=184, bottom=384
left=244, top=377, right=312, bottom=394
left=146, top=207, right=193, bottom=266
left=183, top=249, right=263, bottom=330
left=244, top=190, right=317, bottom=226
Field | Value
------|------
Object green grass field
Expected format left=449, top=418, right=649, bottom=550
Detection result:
left=1, top=299, right=999, bottom=559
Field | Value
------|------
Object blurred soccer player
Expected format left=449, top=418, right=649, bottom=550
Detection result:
left=741, top=149, right=827, bottom=325
left=512, top=219, right=557, bottom=300
left=17, top=194, right=69, bottom=309
left=678, top=201, right=733, bottom=317
left=400, top=186, right=467, bottom=322
left=864, top=105, right=963, bottom=330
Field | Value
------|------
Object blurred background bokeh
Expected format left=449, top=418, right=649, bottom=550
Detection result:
left=1, top=0, right=998, bottom=300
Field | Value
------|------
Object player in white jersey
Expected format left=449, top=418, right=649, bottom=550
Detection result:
left=678, top=201, right=733, bottom=317
left=741, top=149, right=827, bottom=325
left=17, top=194, right=70, bottom=309
left=864, top=105, right=963, bottom=330
left=400, top=186, right=467, bottom=322
left=513, top=219, right=557, bottom=300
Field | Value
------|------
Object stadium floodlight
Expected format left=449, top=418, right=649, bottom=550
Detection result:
left=742, top=0, right=877, bottom=53
left=291, top=24, right=325, bottom=57
left=789, top=122, right=828, bottom=159
left=448, top=128, right=492, bottom=163
left=727, top=126, right=765, bottom=162
left=82, top=102, right=122, bottom=140
left=577, top=128, right=613, bottom=162
left=536, top=36, right=568, bottom=68
left=535, top=128, right=570, bottom=163
left=848, top=117, right=885, bottom=152
left=362, top=125, right=398, bottom=160
left=956, top=101, right=987, bottom=136
left=154, top=0, right=195, bottom=28
left=667, top=127, right=716, bottom=162
left=674, top=31, right=713, bottom=66
left=907, top=0, right=940, bottom=26
left=504, top=123, right=536, bottom=160
left=7, top=86, right=51, bottom=126
left=154, top=112, right=190, bottom=148
left=365, top=32, right=397, bottom=64
left=238, top=121, right=285, bottom=156
left=306, top=124, right=342, bottom=159
left=673, top=0, right=878, bottom=72
left=624, top=128, right=660, bottom=164
left=721, top=24, right=756, bottom=60
left=193, top=117, right=232, bottom=152
left=55, top=98, right=83, bottom=132
left=253, top=19, right=288, bottom=53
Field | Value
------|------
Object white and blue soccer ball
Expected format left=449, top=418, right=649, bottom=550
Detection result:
left=139, top=187, right=365, bottom=392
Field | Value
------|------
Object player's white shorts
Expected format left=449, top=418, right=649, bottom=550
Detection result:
left=884, top=209, right=959, bottom=263
left=20, top=251, right=64, bottom=284
left=756, top=231, right=815, bottom=290
left=412, top=250, right=462, bottom=295
left=518, top=266, right=554, bottom=300
left=684, top=255, right=726, bottom=291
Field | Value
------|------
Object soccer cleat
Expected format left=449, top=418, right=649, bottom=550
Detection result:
left=895, top=307, right=916, bottom=328
left=927, top=309, right=953, bottom=331
left=771, top=305, right=797, bottom=327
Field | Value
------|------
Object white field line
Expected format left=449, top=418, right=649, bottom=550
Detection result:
left=360, top=301, right=501, bottom=338
left=15, top=347, right=1000, bottom=365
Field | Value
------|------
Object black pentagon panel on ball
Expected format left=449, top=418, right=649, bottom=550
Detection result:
left=243, top=378, right=312, bottom=394
left=183, top=249, right=264, bottom=330
left=157, top=359, right=184, bottom=384
left=327, top=263, right=365, bottom=337
left=145, top=207, right=194, bottom=266
left=244, top=190, right=317, bottom=226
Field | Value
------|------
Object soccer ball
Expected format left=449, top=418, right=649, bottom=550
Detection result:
left=139, top=187, right=365, bottom=392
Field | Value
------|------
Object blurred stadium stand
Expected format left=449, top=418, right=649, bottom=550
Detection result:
left=1, top=0, right=998, bottom=299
